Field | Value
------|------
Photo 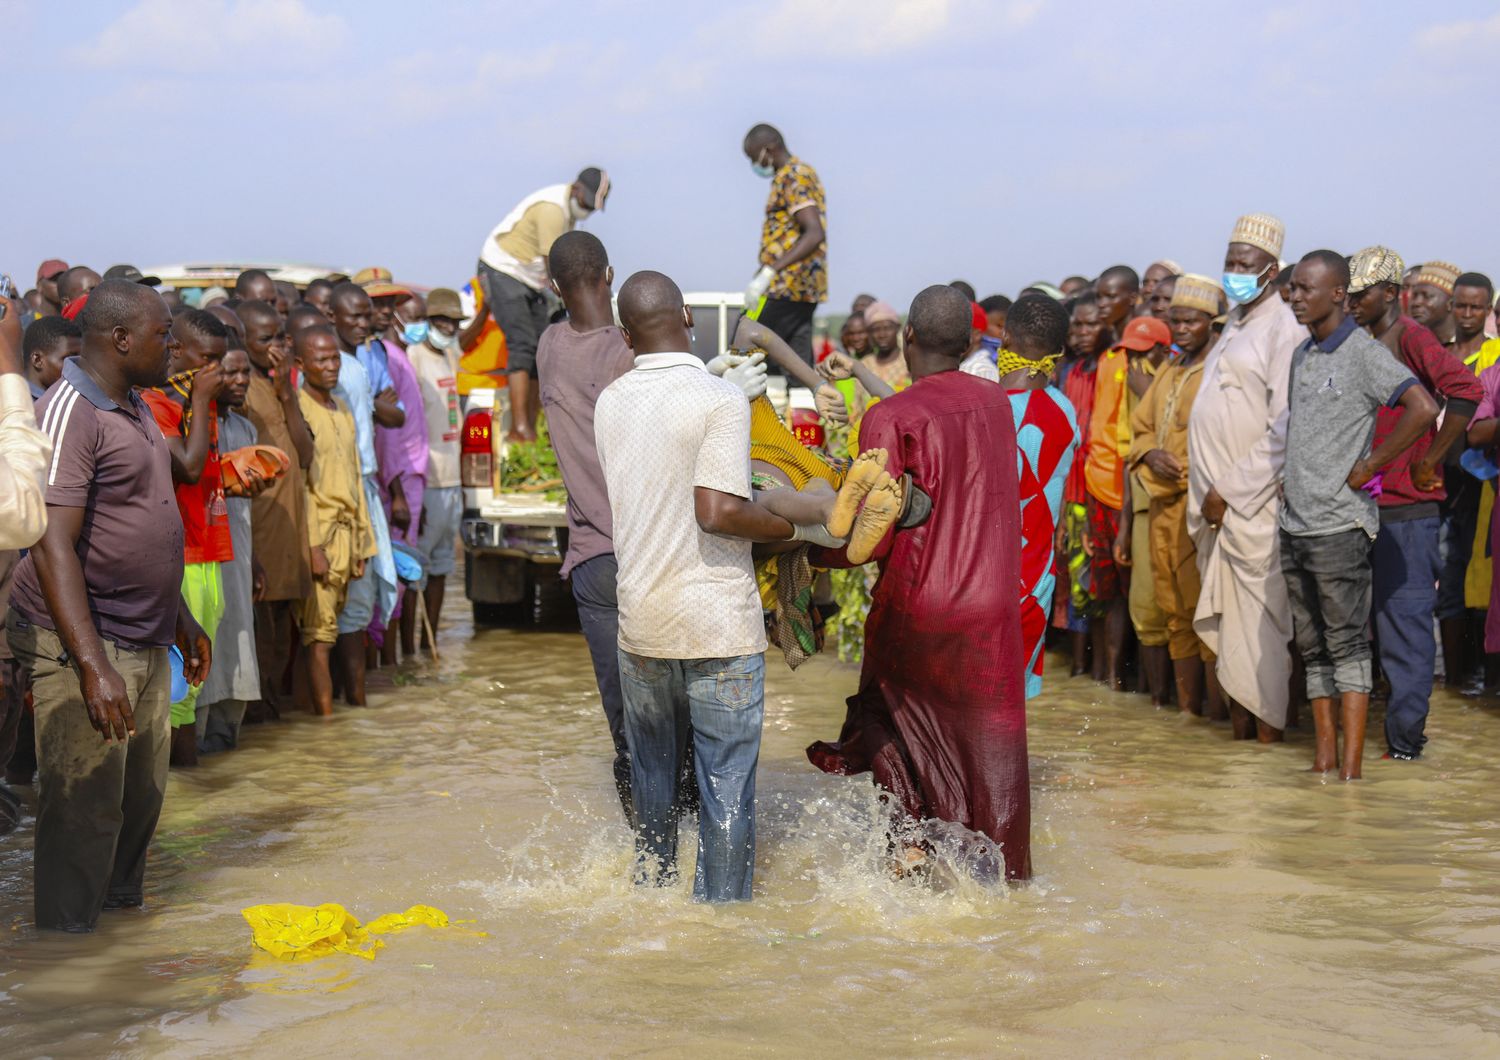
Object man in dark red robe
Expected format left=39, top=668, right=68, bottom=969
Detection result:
left=808, top=285, right=1030, bottom=880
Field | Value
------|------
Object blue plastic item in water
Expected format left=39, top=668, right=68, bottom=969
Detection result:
left=169, top=645, right=189, bottom=703
left=1460, top=447, right=1500, bottom=482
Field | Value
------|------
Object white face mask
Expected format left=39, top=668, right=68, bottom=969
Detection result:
left=427, top=327, right=456, bottom=350
left=568, top=196, right=594, bottom=222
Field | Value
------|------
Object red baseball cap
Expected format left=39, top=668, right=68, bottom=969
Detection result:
left=37, top=259, right=68, bottom=281
left=1116, top=315, right=1172, bottom=353
left=971, top=301, right=987, bottom=332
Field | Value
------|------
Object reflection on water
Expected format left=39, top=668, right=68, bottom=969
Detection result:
left=4, top=597, right=1500, bottom=1055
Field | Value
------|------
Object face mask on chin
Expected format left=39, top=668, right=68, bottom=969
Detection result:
left=426, top=327, right=455, bottom=350
left=569, top=196, right=594, bottom=222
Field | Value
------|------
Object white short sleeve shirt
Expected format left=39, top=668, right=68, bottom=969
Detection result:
left=595, top=352, right=768, bottom=660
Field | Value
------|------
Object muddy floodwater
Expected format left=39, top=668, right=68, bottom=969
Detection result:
left=4, top=596, right=1500, bottom=1057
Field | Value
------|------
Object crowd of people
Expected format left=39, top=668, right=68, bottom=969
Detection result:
left=5, top=120, right=1500, bottom=920
left=0, top=262, right=471, bottom=931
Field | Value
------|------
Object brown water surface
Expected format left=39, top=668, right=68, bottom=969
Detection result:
left=3, top=602, right=1500, bottom=1056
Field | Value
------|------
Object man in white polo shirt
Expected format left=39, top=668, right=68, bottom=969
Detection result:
left=595, top=270, right=823, bottom=903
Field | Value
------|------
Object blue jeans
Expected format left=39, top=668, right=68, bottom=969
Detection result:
left=1373, top=517, right=1440, bottom=758
left=570, top=555, right=632, bottom=817
left=618, top=651, right=764, bottom=902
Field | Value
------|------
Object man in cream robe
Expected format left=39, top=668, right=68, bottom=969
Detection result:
left=1187, top=213, right=1306, bottom=739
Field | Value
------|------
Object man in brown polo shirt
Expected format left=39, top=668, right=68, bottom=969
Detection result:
left=237, top=299, right=312, bottom=719
left=5, top=280, right=211, bottom=932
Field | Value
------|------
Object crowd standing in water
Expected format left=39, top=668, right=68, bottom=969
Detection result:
left=4, top=124, right=1500, bottom=922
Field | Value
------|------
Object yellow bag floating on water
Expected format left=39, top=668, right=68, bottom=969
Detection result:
left=242, top=902, right=454, bottom=961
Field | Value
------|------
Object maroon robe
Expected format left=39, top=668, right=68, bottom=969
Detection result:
left=808, top=369, right=1031, bottom=880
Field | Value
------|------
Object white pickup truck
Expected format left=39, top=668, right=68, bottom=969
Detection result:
left=460, top=292, right=766, bottom=625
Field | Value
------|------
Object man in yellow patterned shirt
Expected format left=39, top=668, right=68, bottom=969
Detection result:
left=742, top=124, right=827, bottom=367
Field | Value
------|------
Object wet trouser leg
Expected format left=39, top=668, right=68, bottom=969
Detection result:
left=683, top=654, right=764, bottom=902
left=7, top=612, right=169, bottom=931
left=569, top=554, right=632, bottom=818
left=1372, top=516, right=1440, bottom=759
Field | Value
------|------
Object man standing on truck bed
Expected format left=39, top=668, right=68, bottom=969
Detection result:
left=741, top=124, right=827, bottom=367
left=477, top=167, right=611, bottom=442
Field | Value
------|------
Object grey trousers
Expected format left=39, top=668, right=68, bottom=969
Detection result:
left=5, top=610, right=170, bottom=932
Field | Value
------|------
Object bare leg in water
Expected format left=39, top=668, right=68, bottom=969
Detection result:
left=1173, top=655, right=1204, bottom=716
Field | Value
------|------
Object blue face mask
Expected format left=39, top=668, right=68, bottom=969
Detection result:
left=402, top=320, right=430, bottom=346
left=1222, top=269, right=1267, bottom=305
left=751, top=161, right=775, bottom=179
left=979, top=334, right=1002, bottom=363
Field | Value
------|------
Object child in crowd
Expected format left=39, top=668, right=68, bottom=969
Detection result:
left=141, top=309, right=232, bottom=766
left=294, top=325, right=375, bottom=717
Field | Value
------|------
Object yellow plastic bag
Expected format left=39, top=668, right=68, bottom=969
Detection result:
left=242, top=903, right=455, bottom=962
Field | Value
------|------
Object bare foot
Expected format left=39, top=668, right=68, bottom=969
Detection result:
left=828, top=448, right=889, bottom=539
left=847, top=473, right=903, bottom=564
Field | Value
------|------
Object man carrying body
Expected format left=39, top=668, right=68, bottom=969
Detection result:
left=808, top=286, right=1030, bottom=882
left=536, top=233, right=637, bottom=818
left=741, top=124, right=827, bottom=367
left=236, top=300, right=312, bottom=720
left=6, top=280, right=210, bottom=930
left=1345, top=247, right=1481, bottom=760
left=595, top=271, right=829, bottom=902
left=477, top=167, right=610, bottom=441
left=1281, top=251, right=1436, bottom=780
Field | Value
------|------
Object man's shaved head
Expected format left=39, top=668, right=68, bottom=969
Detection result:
left=80, top=277, right=158, bottom=335
left=287, top=303, right=328, bottom=337
left=743, top=123, right=784, bottom=153
left=293, top=322, right=339, bottom=358
left=59, top=265, right=102, bottom=304
left=235, top=268, right=275, bottom=302
left=550, top=231, right=610, bottom=290
left=906, top=284, right=972, bottom=360
left=617, top=270, right=684, bottom=335
left=331, top=281, right=370, bottom=311
left=236, top=298, right=279, bottom=330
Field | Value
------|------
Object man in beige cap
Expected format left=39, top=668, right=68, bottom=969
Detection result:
left=1129, top=274, right=1224, bottom=717
left=1345, top=246, right=1481, bottom=762
left=1186, top=213, right=1305, bottom=741
left=1408, top=261, right=1461, bottom=348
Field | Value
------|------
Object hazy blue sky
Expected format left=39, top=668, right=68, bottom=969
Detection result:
left=5, top=0, right=1498, bottom=310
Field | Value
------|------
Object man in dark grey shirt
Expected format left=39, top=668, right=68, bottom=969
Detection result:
left=6, top=280, right=211, bottom=931
left=1280, top=251, right=1437, bottom=782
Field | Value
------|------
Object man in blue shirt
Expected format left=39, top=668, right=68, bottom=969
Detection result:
left=329, top=283, right=403, bottom=704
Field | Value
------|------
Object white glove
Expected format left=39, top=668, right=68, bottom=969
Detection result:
left=743, top=265, right=776, bottom=311
left=704, top=353, right=735, bottom=376
left=814, top=384, right=849, bottom=426
left=790, top=522, right=846, bottom=548
left=722, top=351, right=768, bottom=399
